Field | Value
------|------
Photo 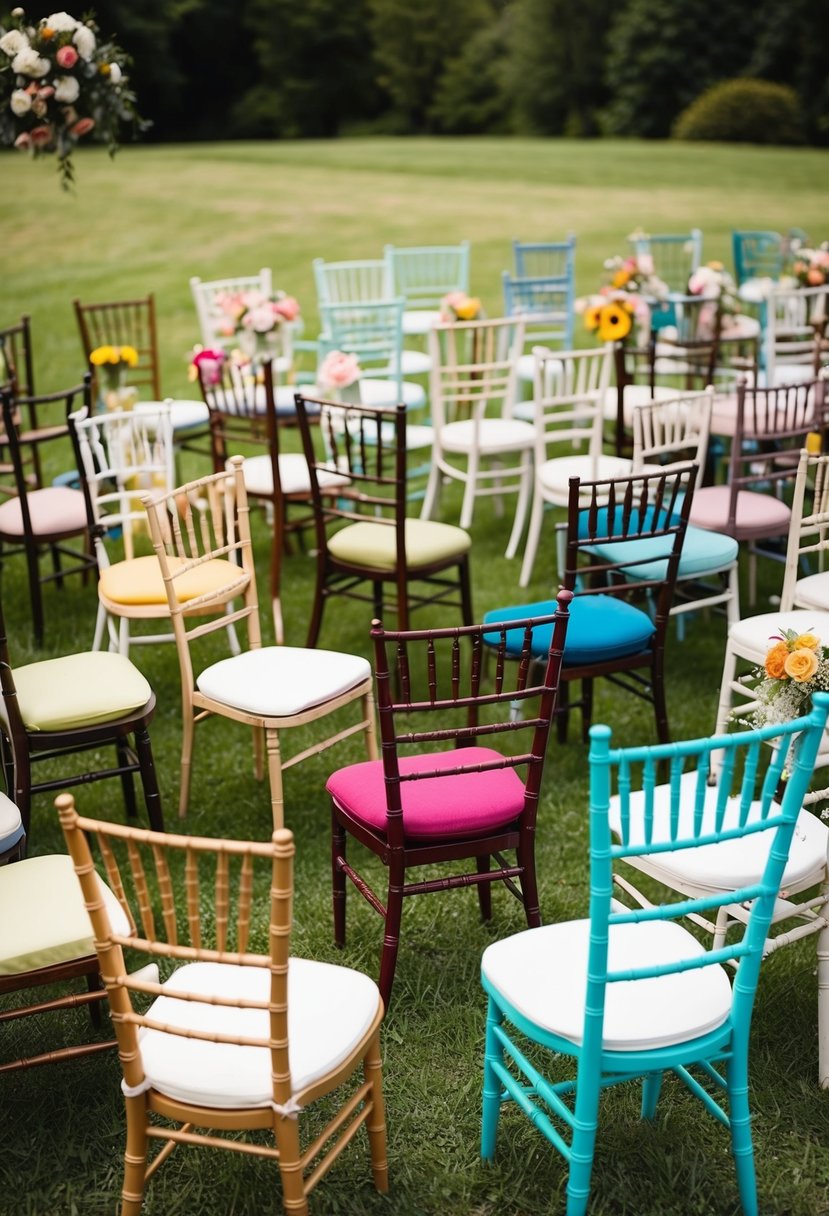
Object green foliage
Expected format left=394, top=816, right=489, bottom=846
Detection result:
left=673, top=77, right=806, bottom=146
left=430, top=10, right=513, bottom=134
left=749, top=0, right=829, bottom=146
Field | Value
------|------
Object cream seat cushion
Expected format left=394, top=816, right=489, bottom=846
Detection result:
left=727, top=609, right=829, bottom=665
left=328, top=518, right=470, bottom=572
left=537, top=455, right=633, bottom=497
left=792, top=573, right=829, bottom=612
left=482, top=918, right=732, bottom=1052
left=0, top=486, right=88, bottom=537
left=196, top=646, right=370, bottom=718
left=134, top=399, right=209, bottom=434
left=0, top=853, right=130, bottom=974
left=237, top=453, right=349, bottom=498
left=138, top=958, right=381, bottom=1108
left=99, top=555, right=246, bottom=607
left=402, top=309, right=441, bottom=337
left=6, top=651, right=152, bottom=731
left=438, top=418, right=535, bottom=454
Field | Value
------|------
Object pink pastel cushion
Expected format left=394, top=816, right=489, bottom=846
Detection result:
left=0, top=487, right=88, bottom=538
left=688, top=485, right=790, bottom=541
left=326, top=746, right=526, bottom=840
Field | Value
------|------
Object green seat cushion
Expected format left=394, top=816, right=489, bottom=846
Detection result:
left=0, top=854, right=131, bottom=975
left=328, top=518, right=471, bottom=573
left=7, top=652, right=152, bottom=732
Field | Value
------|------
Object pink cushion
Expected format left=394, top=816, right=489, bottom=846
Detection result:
left=326, top=746, right=527, bottom=840
left=0, top=487, right=88, bottom=538
left=688, top=485, right=790, bottom=541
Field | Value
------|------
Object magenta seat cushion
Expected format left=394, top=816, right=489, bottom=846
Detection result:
left=326, top=746, right=526, bottom=840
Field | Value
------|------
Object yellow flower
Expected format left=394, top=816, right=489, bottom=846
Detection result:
left=765, top=641, right=789, bottom=678
left=795, top=633, right=821, bottom=652
left=597, top=303, right=632, bottom=343
left=89, top=345, right=118, bottom=365
left=454, top=297, right=481, bottom=320
left=119, top=345, right=139, bottom=367
left=612, top=269, right=631, bottom=289
left=784, top=648, right=819, bottom=682
left=584, top=303, right=603, bottom=331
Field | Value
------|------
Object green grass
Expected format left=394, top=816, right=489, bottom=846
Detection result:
left=3, top=136, right=829, bottom=1216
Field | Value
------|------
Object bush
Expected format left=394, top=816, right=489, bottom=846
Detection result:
left=673, top=77, right=806, bottom=145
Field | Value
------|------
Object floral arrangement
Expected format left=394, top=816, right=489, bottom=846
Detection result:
left=188, top=346, right=226, bottom=388
left=318, top=350, right=361, bottom=393
left=749, top=628, right=829, bottom=728
left=89, top=342, right=138, bottom=389
left=0, top=8, right=143, bottom=188
left=212, top=289, right=300, bottom=339
left=688, top=261, right=740, bottom=316
left=440, top=291, right=482, bottom=322
left=787, top=242, right=829, bottom=288
left=603, top=253, right=669, bottom=303
left=579, top=253, right=669, bottom=345
left=582, top=297, right=635, bottom=343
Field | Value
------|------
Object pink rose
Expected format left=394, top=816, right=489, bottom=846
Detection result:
left=70, top=116, right=95, bottom=137
left=56, top=45, right=79, bottom=68
left=274, top=295, right=300, bottom=322
left=807, top=267, right=825, bottom=285
left=318, top=350, right=361, bottom=390
left=247, top=304, right=276, bottom=333
left=14, top=131, right=31, bottom=148
left=30, top=124, right=53, bottom=146
left=38, top=85, right=55, bottom=99
left=637, top=253, right=655, bottom=275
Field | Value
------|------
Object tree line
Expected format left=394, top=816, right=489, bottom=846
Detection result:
left=17, top=0, right=829, bottom=145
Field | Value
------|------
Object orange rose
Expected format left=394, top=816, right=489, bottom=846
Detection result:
left=795, top=633, right=821, bottom=652
left=784, top=648, right=819, bottom=682
left=764, top=641, right=789, bottom=678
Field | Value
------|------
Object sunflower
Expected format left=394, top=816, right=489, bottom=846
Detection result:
left=584, top=303, right=604, bottom=331
left=597, top=303, right=633, bottom=342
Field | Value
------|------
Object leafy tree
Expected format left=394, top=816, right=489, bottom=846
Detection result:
left=431, top=8, right=513, bottom=134
left=749, top=0, right=829, bottom=145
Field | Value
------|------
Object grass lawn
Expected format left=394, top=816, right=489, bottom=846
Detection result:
left=3, top=136, right=829, bottom=1216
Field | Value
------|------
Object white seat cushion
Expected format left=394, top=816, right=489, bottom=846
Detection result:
left=196, top=646, right=371, bottom=718
left=0, top=791, right=23, bottom=853
left=402, top=309, right=441, bottom=336
left=355, top=378, right=426, bottom=411
left=396, top=349, right=431, bottom=377
left=134, top=399, right=209, bottom=433
left=0, top=853, right=130, bottom=974
left=438, top=418, right=535, bottom=454
left=138, top=958, right=381, bottom=1108
left=482, top=918, right=732, bottom=1051
left=608, top=767, right=829, bottom=895
left=727, top=610, right=829, bottom=665
left=238, top=453, right=348, bottom=498
left=537, top=455, right=633, bottom=497
left=792, top=573, right=829, bottom=612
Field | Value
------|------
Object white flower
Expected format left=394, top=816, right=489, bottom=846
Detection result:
left=11, top=46, right=50, bottom=77
left=44, top=12, right=79, bottom=32
left=53, top=74, right=80, bottom=103
left=72, top=24, right=95, bottom=60
left=10, top=88, right=31, bottom=116
left=108, top=62, right=122, bottom=84
left=0, top=28, right=28, bottom=56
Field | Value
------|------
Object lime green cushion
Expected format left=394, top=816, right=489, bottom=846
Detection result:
left=0, top=853, right=131, bottom=975
left=328, top=518, right=470, bottom=573
left=8, top=652, right=152, bottom=732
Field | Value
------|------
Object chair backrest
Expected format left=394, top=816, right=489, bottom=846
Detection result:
left=198, top=356, right=282, bottom=481
left=295, top=394, right=407, bottom=557
left=631, top=388, right=713, bottom=473
left=0, top=377, right=92, bottom=510
left=313, top=258, right=390, bottom=308
left=584, top=693, right=829, bottom=1067
left=653, top=293, right=722, bottom=388
left=73, top=295, right=161, bottom=400
left=318, top=298, right=405, bottom=389
left=530, top=344, right=614, bottom=468
left=764, top=283, right=829, bottom=387
left=502, top=271, right=575, bottom=349
left=142, top=458, right=260, bottom=689
left=369, top=587, right=572, bottom=848
left=732, top=230, right=785, bottom=286
left=627, top=230, right=702, bottom=294
left=189, top=269, right=274, bottom=349
left=564, top=464, right=698, bottom=627
left=383, top=243, right=471, bottom=309
left=512, top=237, right=576, bottom=281
left=428, top=317, right=524, bottom=432
left=0, top=315, right=35, bottom=397
left=68, top=404, right=175, bottom=563
left=57, top=792, right=296, bottom=1111
left=780, top=448, right=829, bottom=611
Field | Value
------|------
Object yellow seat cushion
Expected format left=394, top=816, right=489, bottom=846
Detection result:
left=328, top=518, right=471, bottom=573
left=0, top=854, right=131, bottom=975
left=99, top=554, right=244, bottom=607
left=8, top=651, right=152, bottom=732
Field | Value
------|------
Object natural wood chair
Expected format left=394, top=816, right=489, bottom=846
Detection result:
left=0, top=313, right=63, bottom=494
left=142, top=457, right=377, bottom=827
left=326, top=589, right=572, bottom=1007
left=57, top=797, right=388, bottom=1216
left=295, top=394, right=473, bottom=647
left=0, top=378, right=97, bottom=646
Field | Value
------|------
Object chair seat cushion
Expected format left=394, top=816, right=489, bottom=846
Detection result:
left=481, top=918, right=732, bottom=1051
left=134, top=399, right=209, bottom=434
left=439, top=418, right=535, bottom=454
left=602, top=384, right=678, bottom=425
left=327, top=746, right=526, bottom=839
left=351, top=378, right=426, bottom=411
left=608, top=767, right=829, bottom=895
left=0, top=854, right=130, bottom=974
left=99, top=554, right=244, bottom=607
left=396, top=349, right=432, bottom=377
left=727, top=609, right=829, bottom=665
left=239, top=453, right=348, bottom=498
left=0, top=486, right=88, bottom=538
left=0, top=791, right=24, bottom=854
left=793, top=572, right=829, bottom=612
left=196, top=646, right=371, bottom=718
left=402, top=309, right=441, bottom=337
left=138, top=958, right=381, bottom=1109
left=4, top=651, right=152, bottom=731
left=537, top=455, right=634, bottom=498
left=328, top=518, right=470, bottom=572
left=588, top=523, right=738, bottom=583
left=689, top=486, right=791, bottom=540
left=484, top=595, right=656, bottom=666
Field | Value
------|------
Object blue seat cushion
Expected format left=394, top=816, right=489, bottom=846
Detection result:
left=483, top=596, right=656, bottom=666
left=587, top=523, right=738, bottom=583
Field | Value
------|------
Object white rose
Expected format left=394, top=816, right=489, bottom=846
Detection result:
left=44, top=12, right=79, bottom=32
left=108, top=62, right=122, bottom=84
left=11, top=46, right=50, bottom=77
left=53, top=74, right=80, bottom=103
left=72, top=24, right=95, bottom=60
left=10, top=88, right=31, bottom=116
left=0, top=29, right=28, bottom=56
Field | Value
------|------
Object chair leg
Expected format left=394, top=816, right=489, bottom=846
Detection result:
left=580, top=678, right=594, bottom=744
left=504, top=461, right=532, bottom=561
left=421, top=459, right=440, bottom=521
left=481, top=994, right=504, bottom=1161
left=118, top=615, right=131, bottom=658
left=518, top=827, right=541, bottom=929
left=459, top=456, right=479, bottom=530
left=651, top=659, right=670, bottom=744
left=92, top=601, right=108, bottom=652
left=265, top=727, right=285, bottom=831
left=25, top=540, right=44, bottom=646
left=332, top=810, right=347, bottom=948
left=557, top=678, right=571, bottom=744
left=459, top=555, right=474, bottom=625
left=306, top=577, right=326, bottom=648
left=727, top=1051, right=760, bottom=1216
left=363, top=688, right=379, bottom=761
left=11, top=746, right=32, bottom=837
left=518, top=486, right=544, bottom=589
left=817, top=890, right=829, bottom=1088
left=476, top=854, right=492, bottom=921
left=274, top=1113, right=309, bottom=1216
left=566, top=1077, right=601, bottom=1216
left=178, top=708, right=196, bottom=819
left=134, top=723, right=164, bottom=832
left=378, top=860, right=405, bottom=1009
left=363, top=1030, right=389, bottom=1193
left=116, top=736, right=138, bottom=821
left=641, top=1072, right=663, bottom=1120
left=120, top=1096, right=149, bottom=1216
